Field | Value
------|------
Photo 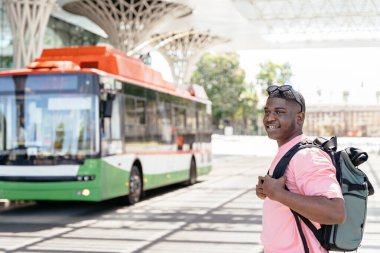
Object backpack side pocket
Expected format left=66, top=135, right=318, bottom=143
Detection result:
left=332, top=191, right=367, bottom=251
left=331, top=152, right=368, bottom=251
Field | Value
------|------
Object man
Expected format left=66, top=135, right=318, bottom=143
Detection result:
left=256, top=85, right=346, bottom=253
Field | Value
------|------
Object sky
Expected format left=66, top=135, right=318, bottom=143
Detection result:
left=151, top=51, right=173, bottom=82
left=151, top=47, right=380, bottom=106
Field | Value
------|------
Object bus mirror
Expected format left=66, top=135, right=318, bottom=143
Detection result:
left=103, top=100, right=113, bottom=118
left=100, top=76, right=114, bottom=90
left=103, top=94, right=115, bottom=118
left=115, top=80, right=122, bottom=90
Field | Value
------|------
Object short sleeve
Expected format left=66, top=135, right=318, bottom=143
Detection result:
left=290, top=148, right=343, bottom=199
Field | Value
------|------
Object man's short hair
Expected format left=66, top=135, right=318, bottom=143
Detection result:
left=268, top=88, right=306, bottom=113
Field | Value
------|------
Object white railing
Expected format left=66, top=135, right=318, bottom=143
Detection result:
left=212, top=134, right=380, bottom=157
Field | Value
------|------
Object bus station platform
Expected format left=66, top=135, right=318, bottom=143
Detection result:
left=0, top=154, right=379, bottom=253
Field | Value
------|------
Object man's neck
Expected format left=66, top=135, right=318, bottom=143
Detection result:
left=277, top=132, right=303, bottom=147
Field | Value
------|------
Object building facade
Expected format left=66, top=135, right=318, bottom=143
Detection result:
left=304, top=105, right=380, bottom=137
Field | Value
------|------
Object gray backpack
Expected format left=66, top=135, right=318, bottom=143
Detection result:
left=272, top=136, right=375, bottom=252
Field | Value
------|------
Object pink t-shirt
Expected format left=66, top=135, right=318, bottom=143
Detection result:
left=261, top=134, right=343, bottom=253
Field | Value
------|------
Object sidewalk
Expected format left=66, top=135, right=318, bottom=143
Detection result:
left=0, top=155, right=378, bottom=253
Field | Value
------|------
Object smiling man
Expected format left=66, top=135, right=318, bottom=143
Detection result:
left=256, top=85, right=346, bottom=253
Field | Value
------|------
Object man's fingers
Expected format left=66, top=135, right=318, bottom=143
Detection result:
left=256, top=186, right=266, bottom=194
left=257, top=194, right=266, bottom=200
left=264, top=175, right=272, bottom=180
left=256, top=184, right=267, bottom=200
left=256, top=190, right=266, bottom=199
left=279, top=176, right=287, bottom=185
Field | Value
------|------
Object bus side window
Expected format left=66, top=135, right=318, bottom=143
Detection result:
left=157, top=101, right=171, bottom=143
left=136, top=99, right=146, bottom=125
left=146, top=91, right=158, bottom=142
left=187, top=106, right=196, bottom=132
left=187, top=106, right=196, bottom=150
left=102, top=94, right=122, bottom=155
left=174, top=107, right=186, bottom=131
left=124, top=96, right=146, bottom=142
left=124, top=96, right=136, bottom=139
left=136, top=99, right=146, bottom=141
left=111, top=95, right=122, bottom=140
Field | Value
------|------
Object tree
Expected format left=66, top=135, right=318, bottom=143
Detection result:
left=191, top=52, right=246, bottom=129
left=255, top=61, right=293, bottom=135
left=234, top=82, right=259, bottom=134
left=256, top=61, right=293, bottom=92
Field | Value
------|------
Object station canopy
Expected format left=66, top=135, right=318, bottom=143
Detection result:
left=56, top=0, right=380, bottom=51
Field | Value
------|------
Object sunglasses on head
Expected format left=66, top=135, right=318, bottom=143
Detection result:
left=266, top=85, right=304, bottom=112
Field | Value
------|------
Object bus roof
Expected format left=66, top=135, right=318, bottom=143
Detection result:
left=0, top=46, right=209, bottom=101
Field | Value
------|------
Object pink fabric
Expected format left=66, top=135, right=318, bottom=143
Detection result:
left=261, top=134, right=343, bottom=253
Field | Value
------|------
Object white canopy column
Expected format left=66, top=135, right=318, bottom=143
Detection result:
left=5, top=0, right=55, bottom=68
left=146, top=30, right=229, bottom=89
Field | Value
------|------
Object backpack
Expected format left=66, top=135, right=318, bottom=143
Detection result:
left=272, top=136, right=375, bottom=252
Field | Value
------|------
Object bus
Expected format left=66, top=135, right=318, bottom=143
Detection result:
left=0, top=46, right=212, bottom=204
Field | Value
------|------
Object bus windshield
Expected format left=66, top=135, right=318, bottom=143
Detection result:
left=0, top=73, right=99, bottom=165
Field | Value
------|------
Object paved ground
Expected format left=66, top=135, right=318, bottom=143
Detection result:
left=0, top=154, right=379, bottom=253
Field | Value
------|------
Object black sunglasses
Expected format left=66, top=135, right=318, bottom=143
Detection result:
left=266, top=85, right=304, bottom=112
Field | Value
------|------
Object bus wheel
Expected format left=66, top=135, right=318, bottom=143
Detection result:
left=186, top=158, right=197, bottom=185
left=128, top=165, right=142, bottom=205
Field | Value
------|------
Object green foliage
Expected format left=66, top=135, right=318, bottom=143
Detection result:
left=0, top=56, right=13, bottom=69
left=234, top=83, right=259, bottom=134
left=191, top=54, right=291, bottom=135
left=236, top=82, right=258, bottom=120
left=256, top=61, right=293, bottom=93
left=191, top=52, right=247, bottom=125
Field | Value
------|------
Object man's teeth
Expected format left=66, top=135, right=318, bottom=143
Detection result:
left=268, top=125, right=277, bottom=129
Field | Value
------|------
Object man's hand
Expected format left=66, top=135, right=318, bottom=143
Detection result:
left=256, top=176, right=266, bottom=200
left=261, top=175, right=287, bottom=201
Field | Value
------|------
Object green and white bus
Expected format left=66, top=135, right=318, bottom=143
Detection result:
left=0, top=46, right=212, bottom=204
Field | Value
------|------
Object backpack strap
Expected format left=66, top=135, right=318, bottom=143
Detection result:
left=271, top=140, right=324, bottom=253
left=294, top=210, right=323, bottom=246
left=367, top=177, right=375, bottom=196
left=272, top=141, right=312, bottom=179
left=342, top=178, right=368, bottom=191
left=291, top=210, right=310, bottom=253
left=314, top=136, right=337, bottom=152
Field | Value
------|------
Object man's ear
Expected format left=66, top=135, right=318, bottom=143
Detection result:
left=297, top=111, right=305, bottom=125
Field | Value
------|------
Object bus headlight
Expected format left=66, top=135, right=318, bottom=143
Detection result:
left=81, top=189, right=90, bottom=196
